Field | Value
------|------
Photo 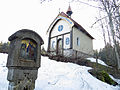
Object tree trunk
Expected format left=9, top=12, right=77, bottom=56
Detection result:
left=108, top=13, right=120, bottom=70
left=101, top=0, right=120, bottom=69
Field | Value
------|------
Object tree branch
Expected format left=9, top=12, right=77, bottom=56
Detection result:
left=75, top=0, right=103, bottom=9
left=91, top=16, right=108, bottom=28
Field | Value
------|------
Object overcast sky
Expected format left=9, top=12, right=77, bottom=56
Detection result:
left=0, top=0, right=105, bottom=50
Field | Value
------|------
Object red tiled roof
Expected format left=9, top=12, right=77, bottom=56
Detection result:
left=59, top=12, right=94, bottom=39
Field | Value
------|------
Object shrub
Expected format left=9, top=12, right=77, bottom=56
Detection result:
left=97, top=70, right=118, bottom=86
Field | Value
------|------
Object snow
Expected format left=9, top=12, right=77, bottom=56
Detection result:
left=86, top=57, right=108, bottom=66
left=0, top=53, right=120, bottom=90
left=0, top=53, right=9, bottom=90
left=110, top=75, right=120, bottom=86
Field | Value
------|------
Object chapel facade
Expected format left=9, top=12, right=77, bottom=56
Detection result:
left=47, top=6, right=94, bottom=58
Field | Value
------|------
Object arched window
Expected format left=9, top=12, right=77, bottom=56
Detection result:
left=66, top=37, right=70, bottom=45
left=77, top=37, right=80, bottom=46
left=52, top=41, right=55, bottom=48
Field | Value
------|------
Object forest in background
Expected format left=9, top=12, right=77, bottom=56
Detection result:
left=94, top=42, right=120, bottom=69
left=0, top=42, right=9, bottom=54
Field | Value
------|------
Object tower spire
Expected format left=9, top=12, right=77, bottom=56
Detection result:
left=66, top=3, right=73, bottom=17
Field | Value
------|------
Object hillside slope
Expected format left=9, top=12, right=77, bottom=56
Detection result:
left=0, top=53, right=120, bottom=90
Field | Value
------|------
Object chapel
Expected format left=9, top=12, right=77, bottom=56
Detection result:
left=47, top=5, right=94, bottom=58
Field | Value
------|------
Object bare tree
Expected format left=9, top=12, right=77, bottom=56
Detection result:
left=97, top=0, right=120, bottom=69
left=99, top=12, right=107, bottom=46
left=75, top=0, right=120, bottom=69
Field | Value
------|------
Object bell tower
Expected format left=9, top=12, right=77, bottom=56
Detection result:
left=66, top=4, right=73, bottom=17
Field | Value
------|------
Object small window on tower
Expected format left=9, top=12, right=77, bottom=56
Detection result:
left=77, top=37, right=80, bottom=46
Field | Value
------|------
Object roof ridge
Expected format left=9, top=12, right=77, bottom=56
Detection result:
left=58, top=12, right=94, bottom=39
left=47, top=12, right=94, bottom=39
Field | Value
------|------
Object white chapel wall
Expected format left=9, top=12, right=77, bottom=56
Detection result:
left=73, top=27, right=93, bottom=55
left=50, top=19, right=72, bottom=52
left=51, top=20, right=72, bottom=37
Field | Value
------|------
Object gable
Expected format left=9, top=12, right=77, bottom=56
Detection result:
left=47, top=12, right=94, bottom=39
left=47, top=12, right=74, bottom=36
left=51, top=19, right=72, bottom=37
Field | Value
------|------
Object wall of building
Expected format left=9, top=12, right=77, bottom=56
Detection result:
left=51, top=20, right=71, bottom=37
left=72, top=27, right=93, bottom=55
left=49, top=18, right=93, bottom=57
left=50, top=19, right=72, bottom=52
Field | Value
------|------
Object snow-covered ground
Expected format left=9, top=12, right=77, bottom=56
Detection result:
left=0, top=53, right=120, bottom=90
left=0, top=54, right=8, bottom=90
left=86, top=57, right=108, bottom=66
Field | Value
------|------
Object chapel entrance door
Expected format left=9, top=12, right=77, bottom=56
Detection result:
left=57, top=38, right=63, bottom=55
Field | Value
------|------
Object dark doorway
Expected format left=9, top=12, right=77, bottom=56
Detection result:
left=56, top=38, right=63, bottom=55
